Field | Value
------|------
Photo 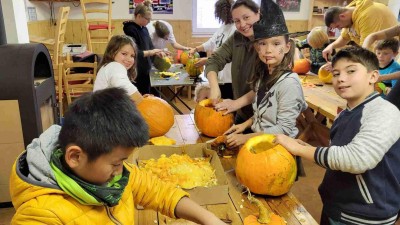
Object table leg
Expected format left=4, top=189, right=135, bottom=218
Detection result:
left=165, top=86, right=192, bottom=111
left=154, top=87, right=184, bottom=115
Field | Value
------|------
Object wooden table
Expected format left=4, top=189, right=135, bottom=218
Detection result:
left=301, top=75, right=346, bottom=121
left=135, top=114, right=319, bottom=225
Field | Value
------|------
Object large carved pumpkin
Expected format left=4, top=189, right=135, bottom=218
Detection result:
left=186, top=58, right=204, bottom=77
left=236, top=134, right=297, bottom=196
left=318, top=64, right=333, bottom=84
left=137, top=96, right=174, bottom=137
left=293, top=59, right=311, bottom=74
left=194, top=99, right=234, bottom=137
left=244, top=194, right=285, bottom=225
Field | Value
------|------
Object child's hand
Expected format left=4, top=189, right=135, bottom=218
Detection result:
left=209, top=88, right=221, bottom=106
left=384, top=87, right=392, bottom=95
left=322, top=45, right=334, bottom=62
left=226, top=133, right=248, bottom=148
left=215, top=99, right=238, bottom=114
left=195, top=58, right=207, bottom=67
left=274, top=134, right=307, bottom=156
left=224, top=123, right=246, bottom=135
left=188, top=48, right=197, bottom=55
left=320, top=62, right=332, bottom=72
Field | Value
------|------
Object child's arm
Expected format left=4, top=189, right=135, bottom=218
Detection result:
left=175, top=197, right=226, bottom=225
left=274, top=134, right=316, bottom=161
left=215, top=90, right=256, bottom=114
left=378, top=71, right=400, bottom=82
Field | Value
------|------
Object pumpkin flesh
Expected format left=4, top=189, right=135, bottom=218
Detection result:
left=236, top=134, right=297, bottom=196
left=318, top=65, right=333, bottom=84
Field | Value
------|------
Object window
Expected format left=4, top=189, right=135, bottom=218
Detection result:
left=192, top=0, right=261, bottom=36
left=192, top=0, right=220, bottom=36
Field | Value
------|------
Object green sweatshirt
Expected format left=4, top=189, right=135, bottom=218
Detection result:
left=205, top=31, right=256, bottom=121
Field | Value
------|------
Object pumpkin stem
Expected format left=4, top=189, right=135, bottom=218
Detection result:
left=247, top=189, right=271, bottom=224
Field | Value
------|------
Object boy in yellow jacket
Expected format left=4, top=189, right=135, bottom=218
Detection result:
left=9, top=87, right=226, bottom=225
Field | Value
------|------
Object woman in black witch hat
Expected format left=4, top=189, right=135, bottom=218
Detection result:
left=216, top=0, right=307, bottom=148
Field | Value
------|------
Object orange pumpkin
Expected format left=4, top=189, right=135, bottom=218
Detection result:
left=194, top=99, right=234, bottom=137
left=175, top=50, right=183, bottom=63
left=244, top=194, right=285, bottom=225
left=236, top=134, right=297, bottom=196
left=318, top=64, right=333, bottom=84
left=180, top=51, right=199, bottom=66
left=293, top=59, right=311, bottom=74
left=186, top=58, right=204, bottom=77
left=137, top=96, right=174, bottom=137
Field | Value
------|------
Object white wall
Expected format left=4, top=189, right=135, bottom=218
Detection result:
left=25, top=0, right=309, bottom=22
left=2, top=0, right=29, bottom=43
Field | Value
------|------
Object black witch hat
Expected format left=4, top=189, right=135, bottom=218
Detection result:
left=253, top=0, right=309, bottom=40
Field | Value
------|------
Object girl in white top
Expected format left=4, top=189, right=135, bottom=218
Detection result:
left=190, top=0, right=236, bottom=99
left=94, top=35, right=144, bottom=104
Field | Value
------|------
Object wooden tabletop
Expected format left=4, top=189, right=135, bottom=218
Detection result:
left=301, top=75, right=346, bottom=121
left=135, top=114, right=319, bottom=225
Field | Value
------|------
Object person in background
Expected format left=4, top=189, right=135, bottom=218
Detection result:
left=374, top=38, right=400, bottom=94
left=93, top=35, right=144, bottom=104
left=147, top=20, right=192, bottom=51
left=123, top=0, right=165, bottom=95
left=363, top=24, right=400, bottom=109
left=9, top=87, right=228, bottom=225
left=205, top=0, right=261, bottom=125
left=275, top=46, right=400, bottom=225
left=193, top=83, right=211, bottom=103
left=217, top=0, right=307, bottom=148
left=190, top=0, right=236, bottom=99
left=296, top=27, right=332, bottom=74
left=322, top=0, right=397, bottom=60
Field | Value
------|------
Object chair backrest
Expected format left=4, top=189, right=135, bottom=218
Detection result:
left=80, top=0, right=113, bottom=52
left=63, top=61, right=98, bottom=105
left=53, top=6, right=70, bottom=65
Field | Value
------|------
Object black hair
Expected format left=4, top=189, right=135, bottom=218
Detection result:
left=324, top=6, right=346, bottom=27
left=332, top=46, right=379, bottom=72
left=58, top=88, right=149, bottom=161
left=375, top=38, right=400, bottom=53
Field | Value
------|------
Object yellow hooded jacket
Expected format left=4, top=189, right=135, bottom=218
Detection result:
left=341, top=0, right=398, bottom=47
left=9, top=125, right=189, bottom=225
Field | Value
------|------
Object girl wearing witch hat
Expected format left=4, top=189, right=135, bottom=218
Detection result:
left=217, top=0, right=307, bottom=148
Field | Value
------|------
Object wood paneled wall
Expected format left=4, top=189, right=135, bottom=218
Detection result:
left=28, top=19, right=308, bottom=54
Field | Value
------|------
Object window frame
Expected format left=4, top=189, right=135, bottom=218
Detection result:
left=192, top=0, right=220, bottom=36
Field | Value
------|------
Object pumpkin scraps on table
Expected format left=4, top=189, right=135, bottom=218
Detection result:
left=243, top=189, right=286, bottom=225
left=210, top=135, right=237, bottom=158
left=149, top=136, right=176, bottom=146
left=155, top=71, right=181, bottom=80
left=138, top=154, right=217, bottom=189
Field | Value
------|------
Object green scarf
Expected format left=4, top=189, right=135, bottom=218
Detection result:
left=50, top=149, right=130, bottom=207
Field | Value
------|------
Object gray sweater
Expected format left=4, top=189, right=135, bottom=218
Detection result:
left=251, top=72, right=307, bottom=138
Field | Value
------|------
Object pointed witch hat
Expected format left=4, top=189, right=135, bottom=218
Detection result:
left=253, top=0, right=309, bottom=40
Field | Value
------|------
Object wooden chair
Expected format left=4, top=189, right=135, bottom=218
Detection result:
left=30, top=6, right=70, bottom=117
left=62, top=61, right=97, bottom=105
left=80, top=0, right=113, bottom=52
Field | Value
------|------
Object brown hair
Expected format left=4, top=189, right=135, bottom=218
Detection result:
left=99, top=35, right=138, bottom=80
left=231, top=0, right=259, bottom=14
left=154, top=21, right=170, bottom=39
left=324, top=6, right=347, bottom=27
left=375, top=38, right=400, bottom=53
left=249, top=35, right=295, bottom=91
left=307, top=27, right=329, bottom=49
left=332, top=46, right=379, bottom=72
left=215, top=0, right=234, bottom=25
left=134, top=0, right=153, bottom=17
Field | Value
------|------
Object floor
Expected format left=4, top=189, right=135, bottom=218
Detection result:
left=1, top=88, right=396, bottom=224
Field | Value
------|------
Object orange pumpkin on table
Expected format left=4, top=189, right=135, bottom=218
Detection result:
left=244, top=193, right=285, bottom=225
left=293, top=59, right=311, bottom=74
left=179, top=51, right=200, bottom=66
left=236, top=134, right=297, bottom=196
left=318, top=64, right=333, bottom=84
left=194, top=99, right=234, bottom=137
left=136, top=96, right=174, bottom=137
